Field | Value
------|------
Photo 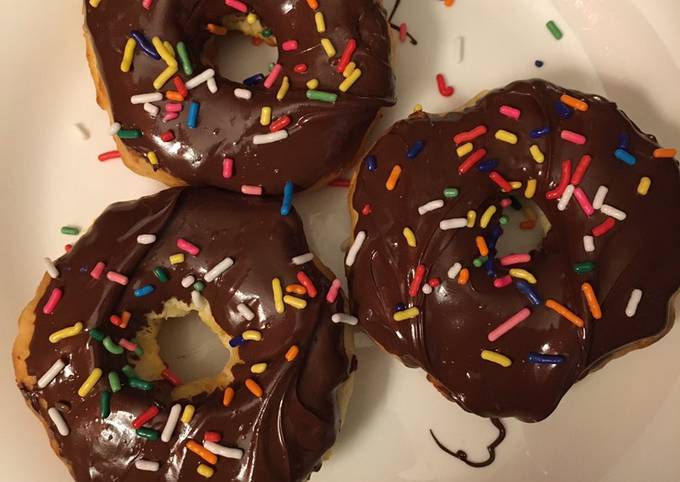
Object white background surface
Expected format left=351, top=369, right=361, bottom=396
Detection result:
left=1, top=1, right=679, bottom=481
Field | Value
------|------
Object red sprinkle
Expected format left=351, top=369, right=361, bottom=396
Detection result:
left=436, top=73, right=455, bottom=97
left=571, top=154, right=592, bottom=186
left=328, top=178, right=351, bottom=187
left=336, top=38, right=357, bottom=73
left=592, top=217, right=616, bottom=237
left=519, top=220, right=536, bottom=230
left=488, top=171, right=513, bottom=192
left=399, top=23, right=408, bottom=42
left=161, top=368, right=182, bottom=387
left=361, top=203, right=372, bottom=216
left=296, top=271, right=318, bottom=298
left=270, top=115, right=291, bottom=132
left=294, top=63, right=308, bottom=74
left=458, top=148, right=487, bottom=175
left=545, top=159, right=572, bottom=200
left=453, top=125, right=488, bottom=145
left=173, top=76, right=188, bottom=98
left=64, top=244, right=73, bottom=252
left=427, top=278, right=441, bottom=288
left=408, top=264, right=426, bottom=297
left=132, top=405, right=160, bottom=429
left=98, top=150, right=121, bottom=162
left=160, top=130, right=175, bottom=142
left=203, top=431, right=222, bottom=443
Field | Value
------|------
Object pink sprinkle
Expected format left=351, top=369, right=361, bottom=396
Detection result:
left=572, top=187, right=595, bottom=216
left=223, top=157, right=234, bottom=179
left=281, top=40, right=298, bottom=51
left=493, top=276, right=513, bottom=288
left=561, top=130, right=586, bottom=145
left=118, top=339, right=137, bottom=352
left=499, top=198, right=512, bottom=208
left=500, top=254, right=531, bottom=266
left=177, top=238, right=200, bottom=256
left=499, top=105, right=521, bottom=120
left=399, top=23, right=408, bottom=42
left=107, top=271, right=129, bottom=286
left=264, top=64, right=283, bottom=89
left=163, top=113, right=179, bottom=122
left=224, top=0, right=247, bottom=13
left=166, top=103, right=183, bottom=113
left=142, top=0, right=153, bottom=9
left=488, top=308, right=531, bottom=342
left=90, top=261, right=106, bottom=280
left=326, top=278, right=342, bottom=303
left=43, top=288, right=63, bottom=315
left=241, top=185, right=263, bottom=196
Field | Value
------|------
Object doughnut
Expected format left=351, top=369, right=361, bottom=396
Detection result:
left=13, top=187, right=355, bottom=481
left=346, top=79, right=680, bottom=422
left=83, top=0, right=394, bottom=194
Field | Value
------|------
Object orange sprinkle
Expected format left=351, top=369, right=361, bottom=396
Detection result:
left=206, top=23, right=227, bottom=35
left=166, top=91, right=184, bottom=102
left=285, top=284, right=307, bottom=295
left=245, top=378, right=263, bottom=398
left=653, top=148, right=677, bottom=158
left=519, top=220, right=536, bottom=230
left=186, top=440, right=218, bottom=465
left=306, top=0, right=319, bottom=9
left=222, top=387, right=235, bottom=407
left=560, top=94, right=589, bottom=112
left=457, top=268, right=470, bottom=285
left=285, top=345, right=300, bottom=362
left=581, top=283, right=602, bottom=320
left=385, top=165, right=403, bottom=191
left=252, top=37, right=263, bottom=46
left=444, top=0, right=455, bottom=5
left=475, top=236, right=489, bottom=256
left=120, top=311, right=131, bottom=329
left=545, top=299, right=584, bottom=328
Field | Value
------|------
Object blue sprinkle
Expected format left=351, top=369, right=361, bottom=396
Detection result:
left=365, top=155, right=378, bottom=172
left=280, top=181, right=294, bottom=216
left=554, top=100, right=573, bottom=119
left=131, top=31, right=161, bottom=60
left=243, top=73, right=265, bottom=87
left=484, top=259, right=496, bottom=277
left=395, top=303, right=406, bottom=312
left=229, top=336, right=246, bottom=348
left=487, top=226, right=503, bottom=250
left=509, top=196, right=522, bottom=210
left=528, top=353, right=565, bottom=364
left=187, top=102, right=200, bottom=129
left=615, top=148, right=637, bottom=166
left=617, top=133, right=630, bottom=149
left=406, top=140, right=425, bottom=159
left=515, top=280, right=542, bottom=305
left=134, top=285, right=155, bottom=297
left=534, top=60, right=544, bottom=68
left=477, top=159, right=498, bottom=173
left=530, top=127, right=551, bottom=138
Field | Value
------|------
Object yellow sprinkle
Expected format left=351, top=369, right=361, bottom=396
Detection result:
left=495, top=129, right=518, bottom=144
left=77, top=368, right=102, bottom=398
left=181, top=404, right=195, bottom=423
left=163, top=41, right=176, bottom=58
left=509, top=268, right=537, bottom=284
left=402, top=227, right=416, bottom=247
left=250, top=363, right=268, bottom=374
left=315, top=12, right=326, bottom=32
left=466, top=210, right=477, bottom=228
left=260, top=106, right=272, bottom=126
left=89, top=0, right=102, bottom=6
left=413, top=104, right=423, bottom=113
left=529, top=144, right=544, bottom=163
left=481, top=350, right=512, bottom=367
left=306, top=78, right=319, bottom=90
left=49, top=322, right=84, bottom=343
left=272, top=278, right=284, bottom=313
left=147, top=151, right=159, bottom=166
left=320, top=38, right=336, bottom=57
left=342, top=62, right=356, bottom=78
left=153, top=64, right=178, bottom=90
left=197, top=464, right=214, bottom=478
left=385, top=165, right=402, bottom=191
left=393, top=307, right=420, bottom=322
left=169, top=253, right=185, bottom=264
left=120, top=38, right=137, bottom=73
left=246, top=13, right=258, bottom=25
left=456, top=142, right=473, bottom=157
left=276, top=75, right=290, bottom=101
left=242, top=330, right=262, bottom=341
left=637, top=176, right=651, bottom=196
left=151, top=37, right=178, bottom=68
left=480, top=205, right=497, bottom=228
left=525, top=178, right=537, bottom=199
left=339, top=68, right=362, bottom=92
left=510, top=181, right=522, bottom=190
left=283, top=295, right=307, bottom=310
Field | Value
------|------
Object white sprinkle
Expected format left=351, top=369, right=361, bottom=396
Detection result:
left=109, top=122, right=122, bottom=135
left=203, top=441, right=244, bottom=460
left=253, top=130, right=288, bottom=145
left=204, top=256, right=234, bottom=283
left=181, top=275, right=196, bottom=288
left=137, top=234, right=157, bottom=245
left=185, top=68, right=215, bottom=90
left=592, top=185, right=608, bottom=210
left=583, top=235, right=595, bottom=253
left=625, top=289, right=643, bottom=317
left=345, top=231, right=366, bottom=267
left=161, top=404, right=182, bottom=442
left=331, top=313, right=358, bottom=326
left=422, top=284, right=433, bottom=295
left=74, top=123, right=90, bottom=140
left=143, top=102, right=160, bottom=117
left=47, top=407, right=69, bottom=436
left=192, top=290, right=207, bottom=309
left=234, top=88, right=252, bottom=100
left=439, top=218, right=468, bottom=230
left=38, top=359, right=66, bottom=389
left=130, top=92, right=163, bottom=104
left=135, top=460, right=160, bottom=472
left=43, top=257, right=59, bottom=279
left=557, top=184, right=575, bottom=211
left=600, top=204, right=627, bottom=221
left=291, top=253, right=314, bottom=265
left=447, top=262, right=462, bottom=279
left=237, top=303, right=255, bottom=321
left=455, top=36, right=465, bottom=63
left=417, top=199, right=445, bottom=215
left=207, top=77, right=218, bottom=94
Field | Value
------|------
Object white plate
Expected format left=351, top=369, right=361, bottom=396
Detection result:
left=1, top=1, right=679, bottom=481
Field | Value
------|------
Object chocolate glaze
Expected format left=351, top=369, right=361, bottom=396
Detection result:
left=429, top=417, right=505, bottom=468
left=17, top=188, right=352, bottom=481
left=348, top=79, right=680, bottom=422
left=84, top=0, right=395, bottom=194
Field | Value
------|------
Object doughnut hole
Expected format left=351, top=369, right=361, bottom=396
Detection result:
left=495, top=199, right=551, bottom=257
left=133, top=298, right=241, bottom=401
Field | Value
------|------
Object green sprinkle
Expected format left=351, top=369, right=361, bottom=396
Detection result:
left=129, top=377, right=153, bottom=391
left=153, top=267, right=169, bottom=283
left=192, top=280, right=205, bottom=292
left=268, top=62, right=275, bottom=72
left=473, top=256, right=488, bottom=268
left=117, top=129, right=142, bottom=139
left=262, top=28, right=272, bottom=38
left=546, top=20, right=563, bottom=40
left=176, top=42, right=193, bottom=76
left=499, top=215, right=509, bottom=225
left=136, top=428, right=160, bottom=440
left=306, top=90, right=337, bottom=103
left=100, top=391, right=111, bottom=419
left=60, top=226, right=80, bottom=235
left=103, top=336, right=124, bottom=355
left=134, top=346, right=144, bottom=357
left=443, top=187, right=459, bottom=198
left=108, top=372, right=122, bottom=393
left=89, top=329, right=105, bottom=342
left=121, top=364, right=137, bottom=379
left=573, top=261, right=595, bottom=274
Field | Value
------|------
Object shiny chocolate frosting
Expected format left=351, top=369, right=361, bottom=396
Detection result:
left=347, top=79, right=680, bottom=422
left=17, top=187, right=352, bottom=481
left=84, top=0, right=395, bottom=194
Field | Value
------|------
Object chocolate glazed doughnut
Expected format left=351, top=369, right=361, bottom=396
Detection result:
left=346, top=79, right=680, bottom=422
left=13, top=188, right=355, bottom=481
left=83, top=0, right=395, bottom=194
